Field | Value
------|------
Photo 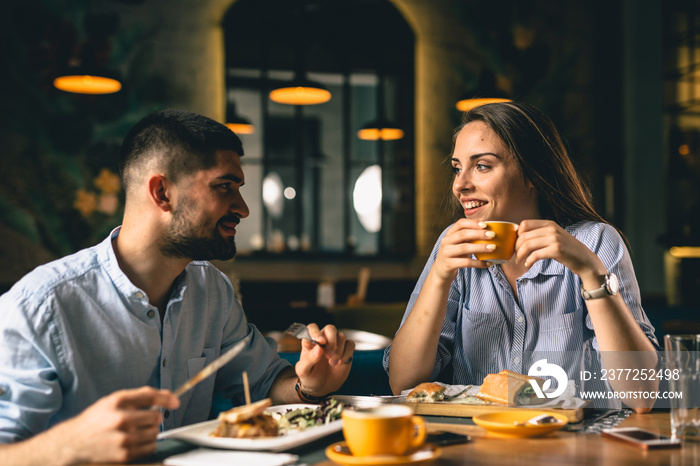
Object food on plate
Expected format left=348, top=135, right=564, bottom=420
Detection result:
left=274, top=397, right=344, bottom=433
left=406, top=382, right=447, bottom=403
left=210, top=398, right=279, bottom=438
left=476, top=370, right=545, bottom=405
left=211, top=397, right=345, bottom=438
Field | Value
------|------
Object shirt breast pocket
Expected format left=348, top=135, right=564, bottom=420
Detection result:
left=463, top=307, right=506, bottom=368
left=540, top=307, right=580, bottom=332
left=464, top=307, right=506, bottom=329
left=536, top=307, right=584, bottom=354
left=181, top=348, right=217, bottom=423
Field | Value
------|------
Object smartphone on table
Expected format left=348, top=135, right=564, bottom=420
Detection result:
left=427, top=431, right=471, bottom=446
left=601, top=427, right=681, bottom=449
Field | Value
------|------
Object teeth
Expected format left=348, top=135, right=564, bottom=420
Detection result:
left=464, top=201, right=486, bottom=210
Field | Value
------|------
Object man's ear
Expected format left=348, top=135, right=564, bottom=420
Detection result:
left=147, top=175, right=172, bottom=212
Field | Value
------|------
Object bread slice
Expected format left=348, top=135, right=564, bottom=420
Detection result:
left=217, top=398, right=272, bottom=423
left=406, top=382, right=447, bottom=403
left=477, top=370, right=545, bottom=405
left=211, top=398, right=279, bottom=438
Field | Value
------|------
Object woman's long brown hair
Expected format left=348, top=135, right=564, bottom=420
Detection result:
left=452, top=101, right=608, bottom=228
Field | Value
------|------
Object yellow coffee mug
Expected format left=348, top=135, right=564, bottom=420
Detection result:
left=473, top=220, right=518, bottom=264
left=342, top=405, right=426, bottom=457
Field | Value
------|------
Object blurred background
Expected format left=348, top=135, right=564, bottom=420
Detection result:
left=1, top=0, right=699, bottom=349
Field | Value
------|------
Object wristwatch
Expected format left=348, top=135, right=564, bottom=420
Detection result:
left=580, top=273, right=619, bottom=300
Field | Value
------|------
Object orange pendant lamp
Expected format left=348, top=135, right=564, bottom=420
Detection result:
left=357, top=73, right=403, bottom=141
left=269, top=75, right=331, bottom=105
left=225, top=102, right=255, bottom=135
left=455, top=97, right=511, bottom=112
left=357, top=119, right=404, bottom=141
left=53, top=71, right=121, bottom=94
left=53, top=38, right=122, bottom=95
left=268, top=21, right=331, bottom=106
left=226, top=121, right=255, bottom=135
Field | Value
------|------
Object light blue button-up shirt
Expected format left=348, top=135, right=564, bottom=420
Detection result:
left=0, top=227, right=290, bottom=442
left=383, top=221, right=659, bottom=392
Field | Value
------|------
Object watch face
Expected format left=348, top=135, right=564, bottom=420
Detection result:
left=607, top=273, right=619, bottom=295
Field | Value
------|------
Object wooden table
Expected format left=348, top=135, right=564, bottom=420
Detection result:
left=320, top=412, right=700, bottom=466
left=94, top=411, right=700, bottom=465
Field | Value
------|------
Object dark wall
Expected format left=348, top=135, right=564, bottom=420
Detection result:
left=240, top=279, right=414, bottom=332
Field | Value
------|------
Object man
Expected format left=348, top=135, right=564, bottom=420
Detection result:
left=0, top=109, right=355, bottom=465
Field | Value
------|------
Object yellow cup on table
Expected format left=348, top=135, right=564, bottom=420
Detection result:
left=341, top=405, right=426, bottom=457
left=473, top=220, right=518, bottom=264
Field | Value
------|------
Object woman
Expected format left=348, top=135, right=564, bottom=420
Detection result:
left=383, top=102, right=659, bottom=412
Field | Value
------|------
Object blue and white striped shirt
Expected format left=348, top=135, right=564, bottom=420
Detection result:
left=383, top=221, right=659, bottom=390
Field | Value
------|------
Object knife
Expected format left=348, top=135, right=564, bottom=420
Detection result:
left=172, top=337, right=249, bottom=398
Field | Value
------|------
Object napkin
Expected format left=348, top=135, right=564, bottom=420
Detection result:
left=163, top=448, right=299, bottom=466
left=530, top=380, right=587, bottom=409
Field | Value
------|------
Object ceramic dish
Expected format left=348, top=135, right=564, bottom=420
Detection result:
left=472, top=410, right=569, bottom=438
left=157, top=404, right=342, bottom=452
left=325, top=442, right=441, bottom=466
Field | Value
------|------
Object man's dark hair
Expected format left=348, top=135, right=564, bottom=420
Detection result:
left=119, top=109, right=244, bottom=192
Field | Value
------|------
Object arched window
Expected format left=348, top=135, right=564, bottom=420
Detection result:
left=223, top=0, right=415, bottom=257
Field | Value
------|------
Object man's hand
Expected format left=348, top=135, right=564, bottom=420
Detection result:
left=295, top=324, right=355, bottom=397
left=66, top=386, right=180, bottom=464
left=0, top=386, right=180, bottom=466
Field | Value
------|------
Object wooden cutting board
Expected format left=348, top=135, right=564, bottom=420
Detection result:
left=401, top=400, right=589, bottom=423
left=332, top=395, right=589, bottom=423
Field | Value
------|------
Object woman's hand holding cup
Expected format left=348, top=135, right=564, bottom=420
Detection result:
left=473, top=221, right=518, bottom=264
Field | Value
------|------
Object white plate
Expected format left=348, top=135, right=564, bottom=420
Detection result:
left=158, top=404, right=343, bottom=452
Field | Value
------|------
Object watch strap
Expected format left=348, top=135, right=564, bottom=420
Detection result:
left=580, top=274, right=614, bottom=300
left=580, top=284, right=609, bottom=300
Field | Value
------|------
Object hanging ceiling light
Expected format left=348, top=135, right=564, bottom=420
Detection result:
left=455, top=97, right=511, bottom=112
left=53, top=66, right=122, bottom=94
left=53, top=36, right=122, bottom=95
left=225, top=102, right=255, bottom=134
left=357, top=119, right=404, bottom=141
left=456, top=69, right=512, bottom=112
left=268, top=4, right=331, bottom=106
left=357, top=73, right=403, bottom=141
left=269, top=75, right=331, bottom=105
left=226, top=121, right=254, bottom=135
left=53, top=74, right=122, bottom=94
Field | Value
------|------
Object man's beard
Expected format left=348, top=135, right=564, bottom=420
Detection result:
left=160, top=198, right=238, bottom=261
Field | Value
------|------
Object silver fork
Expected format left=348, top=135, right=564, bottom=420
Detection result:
left=285, top=322, right=326, bottom=347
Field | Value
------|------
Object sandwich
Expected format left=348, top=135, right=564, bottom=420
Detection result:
left=406, top=382, right=447, bottom=403
left=476, top=370, right=545, bottom=406
left=210, top=398, right=279, bottom=438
